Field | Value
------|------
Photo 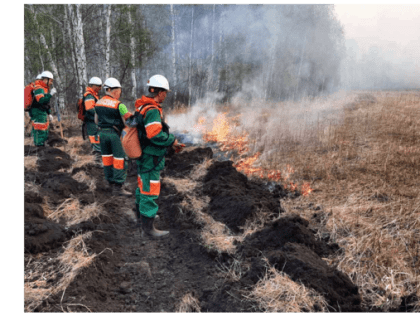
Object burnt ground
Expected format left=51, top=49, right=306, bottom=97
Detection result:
left=25, top=125, right=411, bottom=312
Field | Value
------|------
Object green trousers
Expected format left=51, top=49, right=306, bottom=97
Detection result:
left=30, top=108, right=49, bottom=146
left=135, top=153, right=165, bottom=218
left=99, top=128, right=127, bottom=185
left=86, top=121, right=101, bottom=153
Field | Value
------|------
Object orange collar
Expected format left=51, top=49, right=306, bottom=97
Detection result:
left=134, top=96, right=161, bottom=110
left=35, top=80, right=48, bottom=89
left=85, top=87, right=99, bottom=99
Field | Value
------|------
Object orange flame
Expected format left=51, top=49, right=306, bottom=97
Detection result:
left=197, top=112, right=313, bottom=196
left=301, top=182, right=314, bottom=196
left=203, top=113, right=230, bottom=142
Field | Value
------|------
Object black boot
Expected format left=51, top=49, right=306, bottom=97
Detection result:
left=132, top=204, right=141, bottom=229
left=140, top=215, right=169, bottom=238
left=112, top=184, right=132, bottom=197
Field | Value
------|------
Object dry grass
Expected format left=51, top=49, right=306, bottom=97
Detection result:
left=48, top=197, right=103, bottom=227
left=24, top=232, right=101, bottom=312
left=190, top=158, right=212, bottom=181
left=164, top=177, right=198, bottom=193
left=176, top=293, right=201, bottom=312
left=247, top=90, right=420, bottom=311
left=244, top=259, right=328, bottom=312
left=180, top=194, right=237, bottom=254
left=24, top=155, right=38, bottom=170
left=72, top=170, right=96, bottom=192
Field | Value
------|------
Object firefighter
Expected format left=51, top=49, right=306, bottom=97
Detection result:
left=83, top=77, right=102, bottom=163
left=134, top=75, right=184, bottom=238
left=30, top=71, right=56, bottom=147
left=94, top=78, right=133, bottom=196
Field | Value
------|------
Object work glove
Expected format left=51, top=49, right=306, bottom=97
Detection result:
left=172, top=139, right=185, bottom=154
left=49, top=114, right=54, bottom=122
left=50, top=88, right=57, bottom=96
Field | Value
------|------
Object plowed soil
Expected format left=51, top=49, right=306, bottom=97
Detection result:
left=24, top=126, right=370, bottom=312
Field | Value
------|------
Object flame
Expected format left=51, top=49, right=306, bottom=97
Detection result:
left=203, top=113, right=230, bottom=142
left=301, top=182, right=314, bottom=196
left=196, top=112, right=313, bottom=196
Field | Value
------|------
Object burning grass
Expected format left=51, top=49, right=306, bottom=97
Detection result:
left=253, top=90, right=420, bottom=311
left=178, top=90, right=419, bottom=310
left=244, top=259, right=328, bottom=312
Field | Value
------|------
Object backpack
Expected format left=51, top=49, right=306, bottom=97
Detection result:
left=24, top=83, right=35, bottom=111
left=77, top=98, right=85, bottom=121
left=121, top=105, right=156, bottom=159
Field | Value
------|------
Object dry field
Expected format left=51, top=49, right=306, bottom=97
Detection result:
left=254, top=90, right=420, bottom=311
left=24, top=90, right=419, bottom=312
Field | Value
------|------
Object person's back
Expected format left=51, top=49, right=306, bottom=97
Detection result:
left=95, top=78, right=133, bottom=197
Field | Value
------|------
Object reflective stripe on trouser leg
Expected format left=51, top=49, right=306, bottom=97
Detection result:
left=31, top=108, right=49, bottom=146
left=99, top=129, right=127, bottom=185
left=86, top=121, right=101, bottom=153
left=101, top=154, right=114, bottom=183
left=137, top=172, right=161, bottom=218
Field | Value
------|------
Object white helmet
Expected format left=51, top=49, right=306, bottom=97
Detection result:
left=36, top=74, right=42, bottom=80
left=41, top=71, right=53, bottom=79
left=147, top=75, right=170, bottom=92
left=89, top=77, right=102, bottom=85
left=103, top=78, right=121, bottom=89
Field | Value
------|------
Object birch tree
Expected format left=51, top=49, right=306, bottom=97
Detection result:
left=28, top=5, right=66, bottom=110
left=74, top=4, right=88, bottom=94
left=127, top=5, right=137, bottom=99
left=105, top=4, right=112, bottom=78
left=170, top=4, right=177, bottom=102
left=188, top=6, right=194, bottom=107
left=206, top=4, right=216, bottom=94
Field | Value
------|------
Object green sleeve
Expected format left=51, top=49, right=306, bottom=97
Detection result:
left=34, top=88, right=52, bottom=105
left=144, top=109, right=175, bottom=147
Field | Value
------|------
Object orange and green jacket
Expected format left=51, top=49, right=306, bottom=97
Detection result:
left=31, top=80, right=52, bottom=114
left=95, top=95, right=132, bottom=132
left=134, top=96, right=175, bottom=157
left=83, top=87, right=99, bottom=123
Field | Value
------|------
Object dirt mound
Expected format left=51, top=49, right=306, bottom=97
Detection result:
left=40, top=173, right=89, bottom=203
left=24, top=145, right=73, bottom=171
left=239, top=215, right=360, bottom=311
left=24, top=216, right=66, bottom=254
left=238, top=213, right=337, bottom=257
left=164, top=147, right=213, bottom=177
left=202, top=160, right=283, bottom=232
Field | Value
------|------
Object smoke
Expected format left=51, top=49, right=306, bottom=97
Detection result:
left=336, top=5, right=420, bottom=91
left=145, top=4, right=344, bottom=105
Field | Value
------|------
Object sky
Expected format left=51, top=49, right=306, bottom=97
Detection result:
left=334, top=4, right=420, bottom=67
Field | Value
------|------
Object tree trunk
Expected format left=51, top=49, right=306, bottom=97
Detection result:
left=67, top=4, right=83, bottom=97
left=188, top=6, right=194, bottom=107
left=64, top=6, right=78, bottom=87
left=207, top=4, right=216, bottom=94
left=170, top=4, right=177, bottom=103
left=30, top=5, right=65, bottom=110
left=128, top=5, right=137, bottom=99
left=105, top=4, right=112, bottom=78
left=74, top=4, right=88, bottom=92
